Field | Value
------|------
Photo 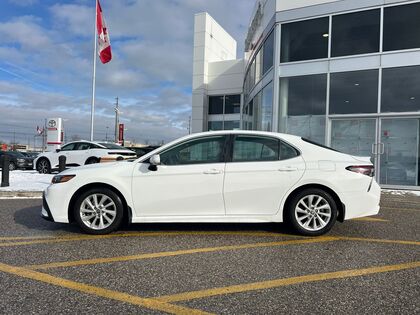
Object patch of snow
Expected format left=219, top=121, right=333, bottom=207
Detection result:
left=0, top=170, right=53, bottom=192
left=382, top=189, right=420, bottom=197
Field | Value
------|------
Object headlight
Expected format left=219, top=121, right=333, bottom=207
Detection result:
left=17, top=158, right=25, bottom=162
left=51, top=175, right=76, bottom=184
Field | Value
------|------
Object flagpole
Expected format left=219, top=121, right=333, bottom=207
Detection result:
left=90, top=0, right=98, bottom=141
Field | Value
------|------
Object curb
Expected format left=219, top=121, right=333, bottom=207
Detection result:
left=0, top=191, right=43, bottom=198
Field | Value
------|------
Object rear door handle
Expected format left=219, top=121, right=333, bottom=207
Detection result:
left=203, top=169, right=223, bottom=175
left=278, top=166, right=298, bottom=172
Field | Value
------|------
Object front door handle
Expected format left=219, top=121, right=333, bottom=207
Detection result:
left=278, top=166, right=298, bottom=172
left=203, top=169, right=223, bottom=175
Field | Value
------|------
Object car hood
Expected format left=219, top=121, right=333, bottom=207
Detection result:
left=60, top=160, right=134, bottom=175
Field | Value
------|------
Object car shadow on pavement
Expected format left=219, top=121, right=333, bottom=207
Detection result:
left=14, top=206, right=81, bottom=234
left=14, top=205, right=299, bottom=236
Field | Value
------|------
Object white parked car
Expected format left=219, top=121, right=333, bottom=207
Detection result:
left=35, top=141, right=136, bottom=174
left=41, top=131, right=380, bottom=236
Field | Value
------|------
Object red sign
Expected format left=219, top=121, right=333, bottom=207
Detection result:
left=1, top=144, right=7, bottom=151
left=118, top=123, right=124, bottom=144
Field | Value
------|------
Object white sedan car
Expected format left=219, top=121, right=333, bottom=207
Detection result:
left=34, top=141, right=136, bottom=173
left=41, top=131, right=380, bottom=236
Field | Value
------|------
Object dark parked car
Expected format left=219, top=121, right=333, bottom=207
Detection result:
left=0, top=151, right=34, bottom=171
left=126, top=146, right=160, bottom=158
left=20, top=151, right=40, bottom=159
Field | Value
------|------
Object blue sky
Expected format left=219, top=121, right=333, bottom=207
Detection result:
left=0, top=0, right=254, bottom=145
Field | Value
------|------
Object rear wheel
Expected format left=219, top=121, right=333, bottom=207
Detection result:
left=73, top=188, right=123, bottom=234
left=85, top=157, right=99, bottom=165
left=285, top=188, right=337, bottom=236
left=36, top=158, right=51, bottom=174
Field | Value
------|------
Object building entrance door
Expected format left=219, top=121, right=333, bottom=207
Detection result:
left=379, top=118, right=419, bottom=188
left=330, top=117, right=420, bottom=189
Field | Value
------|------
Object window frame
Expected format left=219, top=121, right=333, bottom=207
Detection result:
left=226, top=134, right=301, bottom=163
left=158, top=135, right=230, bottom=166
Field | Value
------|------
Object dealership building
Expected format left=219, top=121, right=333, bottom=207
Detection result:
left=192, top=0, right=420, bottom=189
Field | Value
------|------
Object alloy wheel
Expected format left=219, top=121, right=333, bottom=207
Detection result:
left=79, top=193, right=117, bottom=230
left=38, top=160, right=49, bottom=174
left=294, top=194, right=332, bottom=231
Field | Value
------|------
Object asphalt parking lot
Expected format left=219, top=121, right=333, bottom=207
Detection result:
left=0, top=194, right=419, bottom=314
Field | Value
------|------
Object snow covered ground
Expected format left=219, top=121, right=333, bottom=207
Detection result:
left=0, top=170, right=53, bottom=192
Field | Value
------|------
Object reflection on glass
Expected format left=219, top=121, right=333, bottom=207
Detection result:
left=329, top=70, right=378, bottom=114
left=380, top=119, right=419, bottom=186
left=279, top=74, right=327, bottom=144
left=384, top=2, right=420, bottom=52
left=208, top=121, right=223, bottom=131
left=331, top=119, right=375, bottom=158
left=281, top=17, right=329, bottom=63
left=263, top=31, right=274, bottom=74
left=381, top=66, right=420, bottom=113
left=331, top=9, right=380, bottom=57
left=224, top=121, right=240, bottom=130
left=261, top=82, right=273, bottom=131
left=208, top=96, right=223, bottom=114
left=225, top=95, right=241, bottom=114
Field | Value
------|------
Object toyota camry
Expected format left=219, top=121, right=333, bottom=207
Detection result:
left=41, top=131, right=380, bottom=236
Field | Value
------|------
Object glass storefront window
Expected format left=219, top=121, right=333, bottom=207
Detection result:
left=329, top=70, right=378, bottom=114
left=279, top=74, right=327, bottom=144
left=331, top=9, right=380, bottom=57
left=255, top=49, right=262, bottom=83
left=263, top=31, right=274, bottom=74
left=281, top=17, right=329, bottom=63
left=225, top=95, right=241, bottom=114
left=261, top=82, right=273, bottom=131
left=384, top=2, right=420, bottom=52
left=208, top=121, right=223, bottom=131
left=224, top=121, right=240, bottom=130
left=208, top=96, right=223, bottom=114
left=381, top=66, right=420, bottom=113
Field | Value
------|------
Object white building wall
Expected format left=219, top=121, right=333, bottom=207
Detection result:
left=192, top=13, right=239, bottom=133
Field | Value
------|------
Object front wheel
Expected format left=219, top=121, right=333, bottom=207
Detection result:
left=285, top=188, right=337, bottom=236
left=73, top=188, right=124, bottom=234
left=36, top=158, right=51, bottom=174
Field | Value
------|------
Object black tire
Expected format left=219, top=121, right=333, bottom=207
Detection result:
left=36, top=158, right=51, bottom=174
left=73, top=188, right=124, bottom=235
left=9, top=162, right=16, bottom=171
left=85, top=157, right=100, bottom=165
left=285, top=188, right=338, bottom=236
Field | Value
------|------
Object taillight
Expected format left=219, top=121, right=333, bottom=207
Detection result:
left=346, top=165, right=374, bottom=177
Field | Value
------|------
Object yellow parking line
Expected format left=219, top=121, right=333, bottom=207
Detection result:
left=26, top=237, right=339, bottom=270
left=156, top=261, right=420, bottom=303
left=338, top=236, right=420, bottom=246
left=0, top=262, right=211, bottom=315
left=351, top=217, right=388, bottom=222
left=0, top=231, right=299, bottom=248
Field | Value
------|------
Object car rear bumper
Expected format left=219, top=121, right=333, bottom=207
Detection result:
left=340, top=179, right=381, bottom=220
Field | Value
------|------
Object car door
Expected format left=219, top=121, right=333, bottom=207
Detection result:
left=131, top=135, right=228, bottom=217
left=224, top=135, right=305, bottom=216
left=60, top=142, right=83, bottom=166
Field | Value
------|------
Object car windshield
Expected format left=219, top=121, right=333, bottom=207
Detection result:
left=97, top=142, right=126, bottom=150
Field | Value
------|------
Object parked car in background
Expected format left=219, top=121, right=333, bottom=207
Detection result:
left=20, top=151, right=40, bottom=159
left=126, top=146, right=160, bottom=158
left=34, top=141, right=136, bottom=174
left=41, top=131, right=380, bottom=236
left=0, top=151, right=34, bottom=170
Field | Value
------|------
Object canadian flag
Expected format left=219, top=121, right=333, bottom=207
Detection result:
left=96, top=0, right=112, bottom=64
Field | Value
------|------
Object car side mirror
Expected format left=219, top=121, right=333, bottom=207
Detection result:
left=56, top=149, right=61, bottom=153
left=148, top=154, right=160, bottom=171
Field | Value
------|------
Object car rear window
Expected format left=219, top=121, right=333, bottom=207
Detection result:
left=301, top=138, right=340, bottom=152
